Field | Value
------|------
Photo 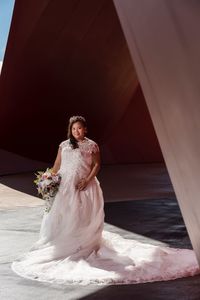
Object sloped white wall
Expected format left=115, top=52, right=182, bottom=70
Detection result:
left=113, top=0, right=200, bottom=263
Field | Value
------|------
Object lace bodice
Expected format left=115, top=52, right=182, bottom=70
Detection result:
left=59, top=137, right=99, bottom=154
left=58, top=137, right=99, bottom=184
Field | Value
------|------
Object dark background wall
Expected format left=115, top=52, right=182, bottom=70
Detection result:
left=0, top=0, right=163, bottom=164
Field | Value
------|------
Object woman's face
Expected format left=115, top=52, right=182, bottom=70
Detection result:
left=71, top=121, right=86, bottom=141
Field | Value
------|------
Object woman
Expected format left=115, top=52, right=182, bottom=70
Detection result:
left=12, top=116, right=199, bottom=285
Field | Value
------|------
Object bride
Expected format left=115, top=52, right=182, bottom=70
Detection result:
left=12, top=116, right=199, bottom=285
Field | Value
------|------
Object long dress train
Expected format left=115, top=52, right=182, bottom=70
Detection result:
left=11, top=138, right=200, bottom=285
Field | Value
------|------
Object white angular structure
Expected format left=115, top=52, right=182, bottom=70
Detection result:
left=113, top=0, right=200, bottom=264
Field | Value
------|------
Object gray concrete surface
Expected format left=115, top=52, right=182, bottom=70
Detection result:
left=1, top=165, right=200, bottom=299
left=1, top=199, right=200, bottom=300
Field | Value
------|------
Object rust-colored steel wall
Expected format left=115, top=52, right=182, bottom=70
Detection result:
left=0, top=0, right=163, bottom=164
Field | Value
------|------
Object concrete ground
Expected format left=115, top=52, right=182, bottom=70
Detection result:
left=1, top=163, right=200, bottom=300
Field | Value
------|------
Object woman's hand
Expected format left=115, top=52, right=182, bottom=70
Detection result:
left=51, top=171, right=57, bottom=176
left=76, top=148, right=100, bottom=191
left=76, top=178, right=89, bottom=191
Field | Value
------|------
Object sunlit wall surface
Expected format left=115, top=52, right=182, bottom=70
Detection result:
left=0, top=0, right=15, bottom=71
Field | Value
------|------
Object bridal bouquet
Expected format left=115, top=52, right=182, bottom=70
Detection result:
left=34, top=168, right=61, bottom=213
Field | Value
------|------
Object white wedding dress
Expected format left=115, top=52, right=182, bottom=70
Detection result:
left=12, top=138, right=200, bottom=285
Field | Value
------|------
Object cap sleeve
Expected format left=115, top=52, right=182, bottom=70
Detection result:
left=59, top=141, right=65, bottom=150
left=59, top=140, right=70, bottom=150
left=90, top=142, right=100, bottom=154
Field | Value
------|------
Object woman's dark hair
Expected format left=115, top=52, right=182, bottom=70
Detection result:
left=67, top=116, right=87, bottom=149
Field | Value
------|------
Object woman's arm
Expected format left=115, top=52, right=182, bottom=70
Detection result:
left=51, top=147, right=62, bottom=175
left=77, top=151, right=100, bottom=191
left=87, top=151, right=101, bottom=182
